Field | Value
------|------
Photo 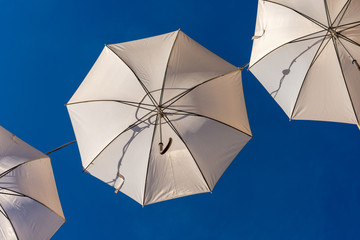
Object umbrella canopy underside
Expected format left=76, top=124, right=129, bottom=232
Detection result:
left=0, top=126, right=65, bottom=240
left=250, top=0, right=360, bottom=125
left=68, top=30, right=252, bottom=205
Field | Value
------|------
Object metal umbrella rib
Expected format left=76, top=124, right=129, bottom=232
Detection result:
left=106, top=45, right=160, bottom=108
left=249, top=29, right=328, bottom=70
left=83, top=107, right=158, bottom=172
left=0, top=204, right=20, bottom=240
left=264, top=0, right=328, bottom=30
left=290, top=35, right=332, bottom=119
left=332, top=37, right=360, bottom=124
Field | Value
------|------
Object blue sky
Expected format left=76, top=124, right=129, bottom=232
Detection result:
left=1, top=0, right=360, bottom=239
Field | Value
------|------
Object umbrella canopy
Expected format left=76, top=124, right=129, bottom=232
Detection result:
left=67, top=30, right=252, bottom=206
left=0, top=126, right=65, bottom=240
left=250, top=0, right=360, bottom=127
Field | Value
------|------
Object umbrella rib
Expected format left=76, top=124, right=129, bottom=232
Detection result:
left=331, top=38, right=360, bottom=124
left=164, top=108, right=253, bottom=138
left=66, top=99, right=155, bottom=112
left=249, top=29, right=328, bottom=69
left=161, top=114, right=212, bottom=192
left=289, top=34, right=329, bottom=44
left=0, top=157, right=47, bottom=179
left=0, top=204, right=20, bottom=240
left=290, top=34, right=332, bottom=119
left=105, top=45, right=159, bottom=108
left=0, top=186, right=66, bottom=222
left=338, top=21, right=360, bottom=33
left=82, top=107, right=157, bottom=172
left=161, top=69, right=242, bottom=108
left=324, top=0, right=332, bottom=27
left=159, top=29, right=181, bottom=106
left=142, top=115, right=159, bottom=206
left=263, top=0, right=328, bottom=30
left=332, top=0, right=352, bottom=28
left=338, top=34, right=360, bottom=47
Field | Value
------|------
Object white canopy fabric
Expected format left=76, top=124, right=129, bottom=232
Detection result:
left=0, top=126, right=65, bottom=240
left=250, top=0, right=360, bottom=126
left=67, top=30, right=252, bottom=206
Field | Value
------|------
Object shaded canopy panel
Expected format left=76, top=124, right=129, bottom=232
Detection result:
left=86, top=123, right=155, bottom=205
left=67, top=101, right=152, bottom=169
left=250, top=0, right=323, bottom=67
left=168, top=69, right=254, bottom=135
left=250, top=32, right=327, bottom=117
left=169, top=114, right=251, bottom=190
left=161, top=30, right=237, bottom=104
left=338, top=40, right=360, bottom=121
left=292, top=39, right=357, bottom=123
left=0, top=193, right=64, bottom=240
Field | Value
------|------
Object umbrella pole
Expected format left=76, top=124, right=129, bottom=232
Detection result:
left=46, top=140, right=77, bottom=155
left=158, top=112, right=163, bottom=152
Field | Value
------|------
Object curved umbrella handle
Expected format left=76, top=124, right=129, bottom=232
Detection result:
left=159, top=138, right=173, bottom=155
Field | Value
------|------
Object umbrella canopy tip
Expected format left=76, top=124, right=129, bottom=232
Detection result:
left=357, top=124, right=360, bottom=131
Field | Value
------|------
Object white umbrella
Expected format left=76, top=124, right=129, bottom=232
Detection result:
left=0, top=126, right=65, bottom=240
left=67, top=30, right=252, bottom=206
left=250, top=0, right=360, bottom=128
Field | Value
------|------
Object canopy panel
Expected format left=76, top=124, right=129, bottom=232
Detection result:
left=161, top=30, right=237, bottom=104
left=168, top=70, right=251, bottom=135
left=144, top=120, right=209, bottom=205
left=86, top=123, right=155, bottom=205
left=292, top=39, right=357, bottom=123
left=0, top=158, right=64, bottom=220
left=107, top=31, right=178, bottom=103
left=0, top=127, right=45, bottom=174
left=251, top=34, right=326, bottom=117
left=0, top=194, right=64, bottom=240
left=266, top=0, right=328, bottom=26
left=68, top=46, right=146, bottom=105
left=336, top=39, right=360, bottom=123
left=0, top=204, right=17, bottom=239
left=67, top=101, right=152, bottom=169
left=169, top=115, right=251, bottom=190
left=250, top=0, right=323, bottom=67
left=333, top=0, right=360, bottom=26
left=327, top=0, right=350, bottom=24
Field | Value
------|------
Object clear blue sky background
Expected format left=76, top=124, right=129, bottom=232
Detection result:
left=1, top=0, right=360, bottom=239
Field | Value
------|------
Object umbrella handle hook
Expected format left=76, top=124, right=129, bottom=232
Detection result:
left=159, top=137, right=173, bottom=155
